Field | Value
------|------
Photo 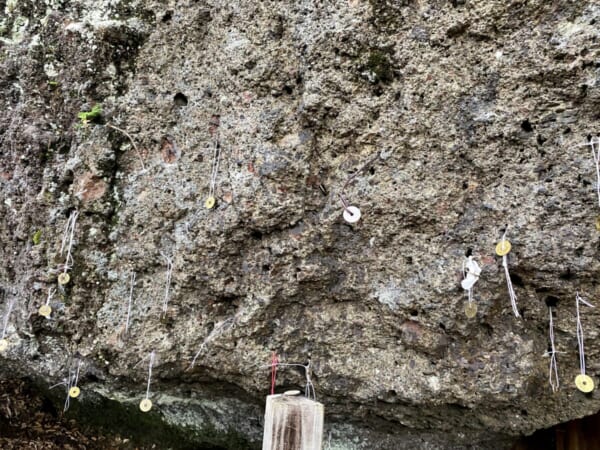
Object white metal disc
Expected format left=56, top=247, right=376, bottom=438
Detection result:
left=343, top=206, right=361, bottom=224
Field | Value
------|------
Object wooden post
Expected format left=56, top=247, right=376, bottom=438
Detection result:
left=262, top=392, right=324, bottom=450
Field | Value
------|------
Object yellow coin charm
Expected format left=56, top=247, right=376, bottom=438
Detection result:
left=205, top=196, right=216, bottom=209
left=495, top=240, right=512, bottom=256
left=39, top=304, right=52, bottom=318
left=58, top=273, right=70, bottom=285
left=139, top=398, right=152, bottom=412
left=0, top=339, right=8, bottom=352
left=464, top=302, right=478, bottom=318
left=69, top=386, right=81, bottom=398
left=575, top=374, right=594, bottom=393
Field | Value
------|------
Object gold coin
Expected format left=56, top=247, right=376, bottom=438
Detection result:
left=139, top=398, right=152, bottom=412
left=58, top=273, right=70, bottom=285
left=495, top=240, right=511, bottom=256
left=39, top=305, right=52, bottom=317
left=575, top=374, right=595, bottom=393
left=204, top=196, right=216, bottom=209
left=69, top=386, right=81, bottom=398
left=0, top=339, right=8, bottom=352
left=464, top=302, right=477, bottom=318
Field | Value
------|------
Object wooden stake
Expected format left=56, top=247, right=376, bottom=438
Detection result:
left=262, top=393, right=324, bottom=450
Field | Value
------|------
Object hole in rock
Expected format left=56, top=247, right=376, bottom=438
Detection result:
left=559, top=268, right=575, bottom=280
left=545, top=296, right=559, bottom=308
left=174, top=92, right=188, bottom=106
left=510, top=272, right=524, bottom=287
left=521, top=119, right=533, bottom=132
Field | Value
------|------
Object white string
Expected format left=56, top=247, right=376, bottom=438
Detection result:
left=49, top=359, right=83, bottom=412
left=575, top=293, right=594, bottom=376
left=1, top=297, right=15, bottom=339
left=46, top=288, right=54, bottom=306
left=125, top=272, right=135, bottom=334
left=190, top=318, right=234, bottom=368
left=338, top=152, right=380, bottom=213
left=548, top=307, right=559, bottom=392
left=145, top=351, right=155, bottom=400
left=588, top=137, right=600, bottom=207
left=499, top=230, right=519, bottom=318
left=73, top=360, right=82, bottom=386
left=60, top=211, right=79, bottom=272
left=64, top=367, right=73, bottom=412
left=262, top=361, right=317, bottom=401
left=209, top=135, right=221, bottom=198
left=503, top=255, right=519, bottom=317
left=160, top=254, right=174, bottom=316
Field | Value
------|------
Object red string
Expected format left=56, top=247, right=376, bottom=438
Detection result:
left=270, top=352, right=278, bottom=395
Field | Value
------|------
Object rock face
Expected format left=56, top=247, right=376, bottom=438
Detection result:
left=1, top=0, right=600, bottom=448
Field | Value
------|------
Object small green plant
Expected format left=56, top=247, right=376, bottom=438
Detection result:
left=77, top=104, right=102, bottom=126
left=32, top=229, right=42, bottom=245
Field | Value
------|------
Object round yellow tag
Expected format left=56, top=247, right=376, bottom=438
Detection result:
left=464, top=302, right=477, bottom=318
left=39, top=305, right=52, bottom=317
left=139, top=398, right=152, bottom=412
left=69, top=386, right=81, bottom=398
left=575, top=374, right=594, bottom=393
left=0, top=339, right=8, bottom=352
left=58, top=273, right=70, bottom=285
left=205, top=196, right=216, bottom=209
left=495, top=240, right=511, bottom=256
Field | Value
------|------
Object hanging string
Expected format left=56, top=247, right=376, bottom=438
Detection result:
left=338, top=193, right=351, bottom=214
left=338, top=151, right=380, bottom=223
left=160, top=254, right=174, bottom=317
left=73, top=360, right=82, bottom=387
left=1, top=296, right=15, bottom=340
left=146, top=351, right=155, bottom=400
left=209, top=140, right=221, bottom=200
left=106, top=123, right=146, bottom=171
left=548, top=307, right=559, bottom=392
left=64, top=366, right=73, bottom=412
left=60, top=210, right=79, bottom=273
left=50, top=359, right=82, bottom=412
left=575, top=293, right=594, bottom=376
left=304, top=360, right=316, bottom=401
left=189, top=318, right=235, bottom=368
left=125, top=272, right=135, bottom=335
left=588, top=137, right=600, bottom=207
left=503, top=255, right=518, bottom=317
left=270, top=352, right=279, bottom=395
left=497, top=230, right=519, bottom=318
left=46, top=288, right=54, bottom=306
left=263, top=360, right=317, bottom=401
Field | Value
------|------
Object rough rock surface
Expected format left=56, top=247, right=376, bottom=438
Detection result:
left=1, top=0, right=600, bottom=448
